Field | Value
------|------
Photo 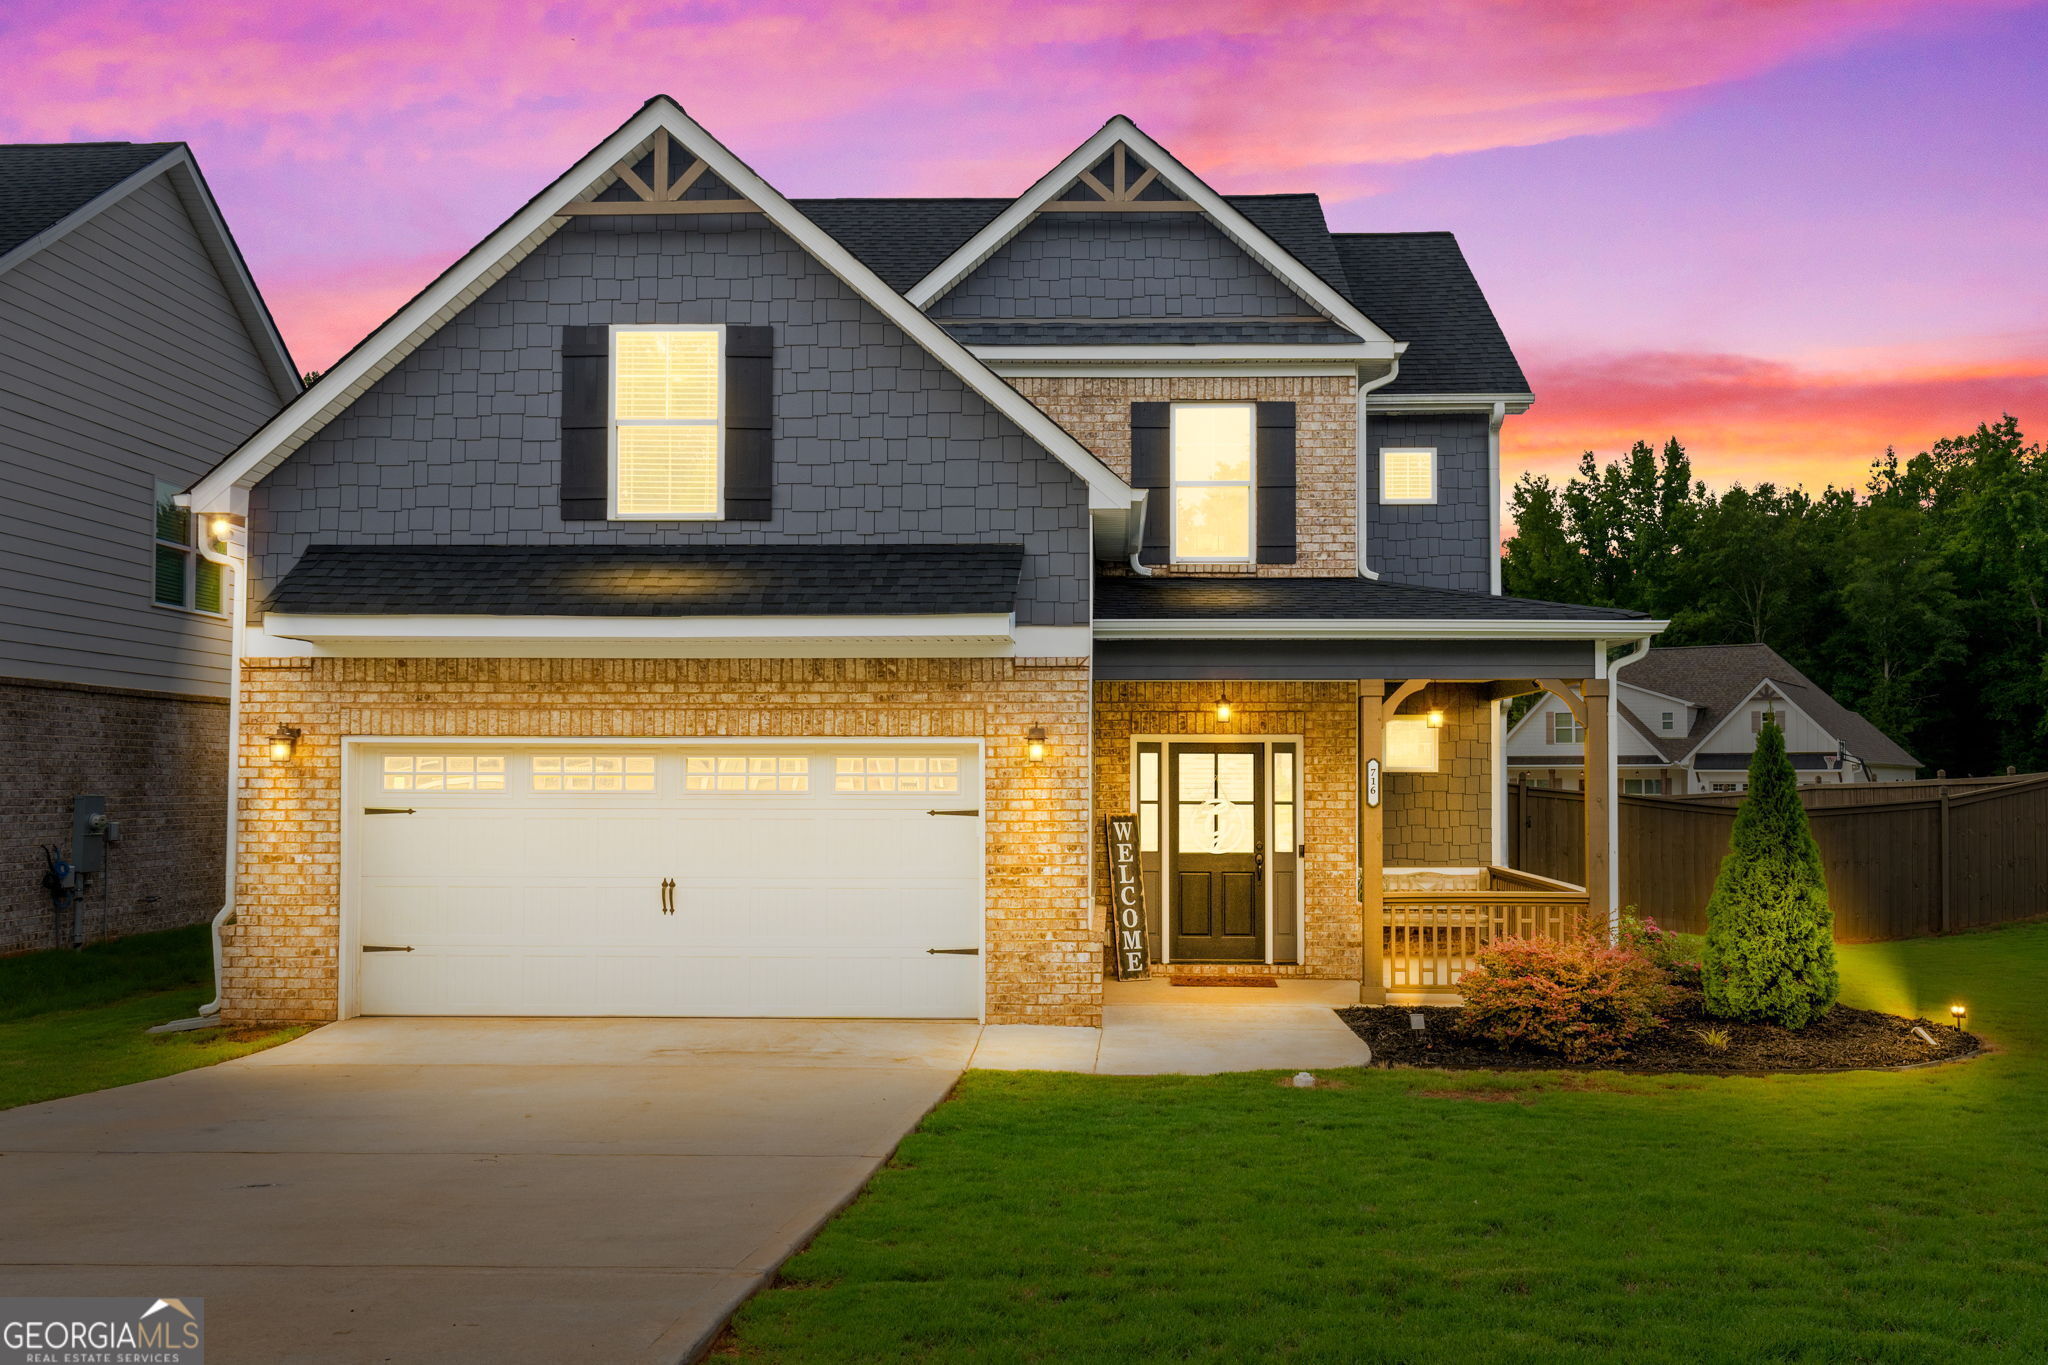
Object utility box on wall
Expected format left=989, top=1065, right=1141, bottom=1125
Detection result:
left=71, top=794, right=109, bottom=874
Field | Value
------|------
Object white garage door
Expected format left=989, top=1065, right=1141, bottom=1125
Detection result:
left=350, top=743, right=983, bottom=1018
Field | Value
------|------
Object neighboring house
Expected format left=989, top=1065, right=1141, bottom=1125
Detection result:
left=1506, top=643, right=1921, bottom=794
left=188, top=97, right=1660, bottom=1027
left=0, top=142, right=299, bottom=953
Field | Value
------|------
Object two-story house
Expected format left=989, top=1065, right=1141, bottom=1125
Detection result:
left=187, top=98, right=1661, bottom=1028
left=1, top=141, right=299, bottom=953
left=1507, top=643, right=1920, bottom=794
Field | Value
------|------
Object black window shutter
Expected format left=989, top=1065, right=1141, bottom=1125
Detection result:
left=1255, top=401, right=1298, bottom=565
left=559, top=326, right=610, bottom=521
left=724, top=325, right=774, bottom=521
left=1130, top=402, right=1171, bottom=566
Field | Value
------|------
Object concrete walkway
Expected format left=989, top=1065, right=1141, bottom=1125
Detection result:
left=972, top=979, right=1373, bottom=1074
left=0, top=1017, right=975, bottom=1364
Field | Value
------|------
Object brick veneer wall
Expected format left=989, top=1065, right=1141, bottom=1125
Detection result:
left=225, top=656, right=1096, bottom=1026
left=1384, top=684, right=1494, bottom=866
left=1013, top=375, right=1356, bottom=576
left=1, top=678, right=226, bottom=953
left=1093, top=681, right=1362, bottom=980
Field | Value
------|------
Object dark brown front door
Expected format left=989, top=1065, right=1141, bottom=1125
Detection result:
left=1169, top=743, right=1264, bottom=962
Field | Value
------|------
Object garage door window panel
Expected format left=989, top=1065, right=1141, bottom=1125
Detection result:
left=686, top=756, right=810, bottom=792
left=834, top=755, right=961, bottom=793
left=532, top=755, right=656, bottom=792
left=381, top=755, right=507, bottom=792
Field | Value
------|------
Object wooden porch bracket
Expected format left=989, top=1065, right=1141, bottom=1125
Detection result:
left=1385, top=678, right=1432, bottom=715
left=1486, top=679, right=1543, bottom=703
left=1357, top=680, right=1387, bottom=1005
left=1534, top=678, right=1587, bottom=726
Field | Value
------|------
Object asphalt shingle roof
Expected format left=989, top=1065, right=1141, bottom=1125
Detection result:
left=0, top=142, right=179, bottom=260
left=1618, top=643, right=1920, bottom=769
left=267, top=545, right=1027, bottom=617
left=1330, top=233, right=1530, bottom=395
left=1094, top=574, right=1648, bottom=624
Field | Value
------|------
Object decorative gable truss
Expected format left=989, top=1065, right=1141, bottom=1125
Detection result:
left=186, top=97, right=1135, bottom=519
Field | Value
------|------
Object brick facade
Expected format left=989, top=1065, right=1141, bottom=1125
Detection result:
left=1012, top=375, right=1356, bottom=576
left=223, top=656, right=1097, bottom=1027
left=1, top=678, right=226, bottom=954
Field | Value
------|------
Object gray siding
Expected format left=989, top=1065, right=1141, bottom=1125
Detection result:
left=250, top=215, right=1093, bottom=627
left=0, top=172, right=286, bottom=697
left=1365, top=412, right=1494, bottom=593
left=928, top=213, right=1312, bottom=320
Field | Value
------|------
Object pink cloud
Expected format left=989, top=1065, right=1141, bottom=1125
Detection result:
left=1506, top=348, right=2048, bottom=490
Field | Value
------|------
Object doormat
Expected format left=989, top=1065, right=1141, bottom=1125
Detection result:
left=1170, top=975, right=1277, bottom=987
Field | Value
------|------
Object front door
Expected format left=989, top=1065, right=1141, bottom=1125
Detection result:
left=1168, top=743, right=1264, bottom=961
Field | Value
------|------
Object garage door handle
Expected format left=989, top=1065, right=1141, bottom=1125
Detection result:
left=362, top=944, right=413, bottom=953
left=927, top=808, right=979, bottom=817
left=927, top=947, right=980, bottom=955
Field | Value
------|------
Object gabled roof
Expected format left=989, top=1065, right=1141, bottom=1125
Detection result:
left=0, top=141, right=300, bottom=401
left=1330, top=234, right=1529, bottom=397
left=902, top=117, right=1396, bottom=350
left=189, top=97, right=1134, bottom=513
left=266, top=544, right=1025, bottom=617
left=1625, top=644, right=1919, bottom=770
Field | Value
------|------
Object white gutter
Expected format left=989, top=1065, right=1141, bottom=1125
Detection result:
left=1595, top=635, right=1656, bottom=936
left=1096, top=616, right=1670, bottom=641
left=1488, top=401, right=1507, bottom=595
left=184, top=510, right=244, bottom=1018
left=1355, top=358, right=1402, bottom=580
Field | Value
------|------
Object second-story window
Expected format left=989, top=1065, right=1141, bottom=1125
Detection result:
left=1170, top=403, right=1254, bottom=563
left=612, top=326, right=722, bottom=518
left=1549, top=710, right=1585, bottom=744
left=1380, top=447, right=1438, bottom=504
left=153, top=482, right=225, bottom=614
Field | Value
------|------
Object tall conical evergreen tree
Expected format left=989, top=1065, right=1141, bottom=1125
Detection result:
left=1702, top=720, right=1839, bottom=1026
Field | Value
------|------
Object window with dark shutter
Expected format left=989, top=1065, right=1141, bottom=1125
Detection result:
left=1255, top=401, right=1297, bottom=564
left=558, top=325, right=609, bottom=521
left=1130, top=402, right=1170, bottom=565
left=723, top=325, right=774, bottom=521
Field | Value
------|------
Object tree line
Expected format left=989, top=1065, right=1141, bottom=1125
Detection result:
left=1502, top=416, right=2047, bottom=778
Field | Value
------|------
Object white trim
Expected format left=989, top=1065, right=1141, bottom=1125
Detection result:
left=1616, top=678, right=1696, bottom=710
left=1486, top=403, right=1506, bottom=595
left=607, top=322, right=726, bottom=520
left=1094, top=618, right=1670, bottom=641
left=1490, top=698, right=1508, bottom=865
left=969, top=343, right=1397, bottom=365
left=986, top=359, right=1364, bottom=379
left=1678, top=678, right=1828, bottom=764
left=905, top=116, right=1396, bottom=348
left=0, top=147, right=301, bottom=403
left=188, top=97, right=1134, bottom=514
left=1369, top=392, right=1535, bottom=414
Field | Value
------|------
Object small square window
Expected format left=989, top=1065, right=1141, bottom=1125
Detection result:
left=1380, top=448, right=1437, bottom=504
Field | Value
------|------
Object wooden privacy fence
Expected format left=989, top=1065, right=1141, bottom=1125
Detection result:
left=1507, top=775, right=2048, bottom=940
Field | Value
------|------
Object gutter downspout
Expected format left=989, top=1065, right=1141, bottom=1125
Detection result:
left=1487, top=401, right=1507, bottom=595
left=1355, top=358, right=1401, bottom=579
left=1125, top=490, right=1154, bottom=577
left=1596, top=635, right=1655, bottom=935
left=184, top=505, right=244, bottom=1018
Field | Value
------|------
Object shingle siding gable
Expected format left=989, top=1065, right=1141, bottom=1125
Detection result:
left=248, top=213, right=1092, bottom=627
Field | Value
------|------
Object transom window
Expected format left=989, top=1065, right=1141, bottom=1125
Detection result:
left=381, top=755, right=507, bottom=792
left=612, top=326, right=722, bottom=518
left=533, top=755, right=656, bottom=792
left=1169, top=404, right=1255, bottom=563
left=1549, top=711, right=1586, bottom=744
left=686, top=756, right=810, bottom=792
left=153, top=482, right=225, bottom=614
left=1380, top=447, right=1437, bottom=504
left=834, top=755, right=960, bottom=793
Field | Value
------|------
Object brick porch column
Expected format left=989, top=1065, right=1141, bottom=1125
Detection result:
left=1358, top=680, right=1386, bottom=1004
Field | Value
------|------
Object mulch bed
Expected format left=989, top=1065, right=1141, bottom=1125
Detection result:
left=1338, top=995, right=1982, bottom=1075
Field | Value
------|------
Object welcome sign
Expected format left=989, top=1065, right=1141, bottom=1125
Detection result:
left=1103, top=814, right=1150, bottom=980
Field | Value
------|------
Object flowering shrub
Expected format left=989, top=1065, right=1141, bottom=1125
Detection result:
left=1619, top=911, right=1703, bottom=988
left=1456, top=936, right=1675, bottom=1062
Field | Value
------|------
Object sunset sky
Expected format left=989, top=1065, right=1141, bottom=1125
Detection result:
left=6, top=0, right=2044, bottom=494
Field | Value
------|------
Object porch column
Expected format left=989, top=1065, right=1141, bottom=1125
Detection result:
left=1358, top=680, right=1386, bottom=1004
left=1582, top=676, right=1614, bottom=941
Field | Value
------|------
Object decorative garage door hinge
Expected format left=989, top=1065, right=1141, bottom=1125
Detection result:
left=926, top=808, right=979, bottom=817
left=361, top=945, right=414, bottom=952
left=363, top=807, right=417, bottom=815
left=926, top=947, right=980, bottom=955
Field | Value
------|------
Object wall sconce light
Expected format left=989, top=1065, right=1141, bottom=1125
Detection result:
left=1426, top=709, right=1445, bottom=728
left=208, top=516, right=234, bottom=541
left=1951, top=1003, right=1967, bottom=1031
left=1214, top=693, right=1233, bottom=723
left=266, top=724, right=302, bottom=762
left=1025, top=725, right=1047, bottom=762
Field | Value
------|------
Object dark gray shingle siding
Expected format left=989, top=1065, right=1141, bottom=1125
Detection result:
left=267, top=544, right=1026, bottom=617
left=248, top=214, right=1092, bottom=628
left=1367, top=413, right=1496, bottom=594
left=1333, top=233, right=1528, bottom=395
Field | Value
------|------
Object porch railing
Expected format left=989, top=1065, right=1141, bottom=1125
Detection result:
left=1381, top=866, right=1590, bottom=993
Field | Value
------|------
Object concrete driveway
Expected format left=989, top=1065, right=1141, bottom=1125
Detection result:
left=0, top=1017, right=975, bottom=1363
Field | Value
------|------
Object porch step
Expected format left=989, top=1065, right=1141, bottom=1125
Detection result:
left=1169, top=975, right=1277, bottom=988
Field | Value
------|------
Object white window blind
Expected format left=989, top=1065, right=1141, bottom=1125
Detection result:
left=613, top=328, right=721, bottom=517
left=1169, top=404, right=1255, bottom=562
left=1380, top=448, right=1437, bottom=504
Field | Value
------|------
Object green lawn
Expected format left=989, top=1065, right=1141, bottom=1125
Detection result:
left=0, top=926, right=305, bottom=1110
left=728, top=925, right=2048, bottom=1363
